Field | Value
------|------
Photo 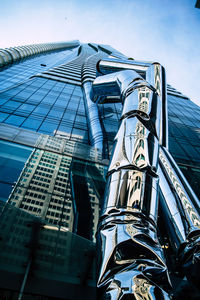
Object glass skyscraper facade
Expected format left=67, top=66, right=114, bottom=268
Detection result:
left=0, top=41, right=199, bottom=299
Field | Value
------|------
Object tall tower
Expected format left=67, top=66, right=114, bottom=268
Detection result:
left=0, top=41, right=199, bottom=299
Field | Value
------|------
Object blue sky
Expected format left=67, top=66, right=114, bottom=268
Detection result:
left=0, top=0, right=199, bottom=105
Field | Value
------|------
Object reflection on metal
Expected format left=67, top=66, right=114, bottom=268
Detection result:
left=162, top=147, right=200, bottom=215
left=93, top=68, right=171, bottom=298
left=158, top=148, right=200, bottom=286
left=82, top=53, right=107, bottom=150
left=96, top=58, right=168, bottom=149
left=83, top=81, right=104, bottom=150
left=97, top=57, right=151, bottom=75
left=108, top=118, right=159, bottom=176
left=102, top=170, right=159, bottom=223
left=146, top=63, right=168, bottom=150
left=158, top=165, right=187, bottom=248
left=92, top=56, right=200, bottom=297
left=159, top=148, right=200, bottom=231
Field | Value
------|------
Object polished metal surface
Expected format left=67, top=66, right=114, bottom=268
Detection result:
left=159, top=148, right=200, bottom=232
left=93, top=67, right=171, bottom=299
left=159, top=147, right=200, bottom=286
left=162, top=147, right=200, bottom=215
left=97, top=210, right=170, bottom=299
left=92, top=56, right=200, bottom=297
left=108, top=117, right=159, bottom=176
left=146, top=63, right=168, bottom=149
left=97, top=58, right=151, bottom=75
left=102, top=169, right=159, bottom=223
left=83, top=81, right=104, bottom=150
left=158, top=164, right=187, bottom=249
left=93, top=69, right=153, bottom=97
left=96, top=58, right=168, bottom=149
left=81, top=52, right=107, bottom=150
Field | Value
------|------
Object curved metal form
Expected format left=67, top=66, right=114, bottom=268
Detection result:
left=93, top=70, right=171, bottom=299
left=158, top=148, right=200, bottom=287
left=97, top=57, right=151, bottom=75
left=81, top=52, right=107, bottom=150
left=96, top=58, right=168, bottom=149
left=146, top=64, right=168, bottom=150
left=83, top=81, right=104, bottom=150
left=92, top=56, right=200, bottom=296
left=0, top=40, right=80, bottom=68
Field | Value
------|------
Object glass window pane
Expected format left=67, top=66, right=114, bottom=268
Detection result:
left=3, top=100, right=21, bottom=109
left=21, top=118, right=42, bottom=130
left=0, top=140, right=32, bottom=201
left=48, top=109, right=64, bottom=118
left=39, top=122, right=58, bottom=134
left=19, top=103, right=36, bottom=112
left=32, top=106, right=51, bottom=115
left=4, top=115, right=26, bottom=126
left=0, top=112, right=9, bottom=122
left=62, top=111, right=75, bottom=121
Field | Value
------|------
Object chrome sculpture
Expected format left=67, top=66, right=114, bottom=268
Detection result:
left=91, top=58, right=200, bottom=299
left=92, top=69, right=171, bottom=299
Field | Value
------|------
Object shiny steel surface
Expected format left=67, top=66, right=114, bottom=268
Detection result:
left=92, top=70, right=144, bottom=101
left=159, top=148, right=200, bottom=232
left=97, top=210, right=170, bottom=299
left=93, top=67, right=171, bottom=298
left=93, top=56, right=200, bottom=296
left=162, top=147, right=200, bottom=215
left=97, top=58, right=168, bottom=149
left=108, top=117, right=159, bottom=176
left=97, top=58, right=151, bottom=75
left=158, top=164, right=187, bottom=249
left=83, top=81, right=104, bottom=150
left=102, top=169, right=159, bottom=223
left=146, top=64, right=168, bottom=149
left=81, top=52, right=107, bottom=150
left=159, top=147, right=200, bottom=286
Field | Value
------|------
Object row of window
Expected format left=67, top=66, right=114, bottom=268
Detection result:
left=48, top=205, right=71, bottom=213
left=0, top=76, right=87, bottom=137
left=45, top=218, right=69, bottom=227
left=22, top=198, right=44, bottom=206
left=46, top=211, right=70, bottom=219
left=20, top=204, right=42, bottom=213
left=25, top=191, right=45, bottom=200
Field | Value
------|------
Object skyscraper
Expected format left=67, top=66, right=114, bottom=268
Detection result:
left=0, top=41, right=199, bottom=299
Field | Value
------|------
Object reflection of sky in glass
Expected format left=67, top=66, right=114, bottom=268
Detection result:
left=0, top=140, right=32, bottom=201
left=0, top=0, right=199, bottom=105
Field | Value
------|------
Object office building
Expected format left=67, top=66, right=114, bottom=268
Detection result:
left=0, top=41, right=200, bottom=299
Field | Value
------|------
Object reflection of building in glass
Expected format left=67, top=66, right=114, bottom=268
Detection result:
left=0, top=41, right=200, bottom=299
left=9, top=147, right=74, bottom=229
left=7, top=134, right=105, bottom=241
